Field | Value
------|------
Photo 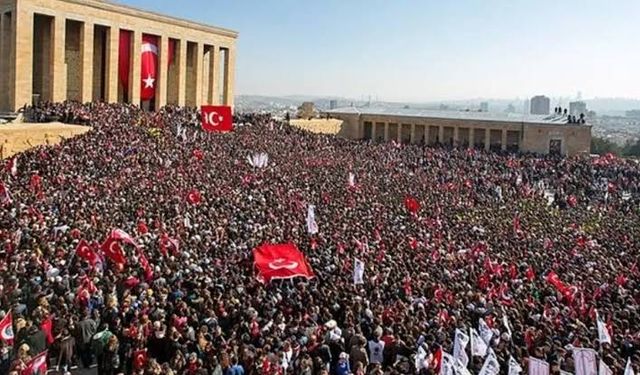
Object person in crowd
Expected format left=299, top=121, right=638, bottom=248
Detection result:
left=0, top=101, right=638, bottom=374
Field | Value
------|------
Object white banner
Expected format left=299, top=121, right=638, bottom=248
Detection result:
left=599, top=360, right=613, bottom=375
left=453, top=329, right=470, bottom=367
left=306, top=204, right=318, bottom=235
left=528, top=357, right=550, bottom=375
left=572, top=348, right=597, bottom=375
left=353, top=258, right=365, bottom=285
left=479, top=349, right=500, bottom=375
left=625, top=358, right=635, bottom=375
left=509, top=356, right=523, bottom=375
left=471, top=327, right=488, bottom=357
left=479, top=318, right=494, bottom=345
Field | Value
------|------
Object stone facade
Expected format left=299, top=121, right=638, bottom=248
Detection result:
left=330, top=111, right=591, bottom=157
left=0, top=0, right=238, bottom=112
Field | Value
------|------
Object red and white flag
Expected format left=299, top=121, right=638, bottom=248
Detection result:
left=137, top=248, right=154, bottom=281
left=159, top=234, right=179, bottom=256
left=596, top=310, right=612, bottom=345
left=0, top=313, right=14, bottom=345
left=75, top=239, right=101, bottom=266
left=133, top=349, right=148, bottom=370
left=22, top=350, right=47, bottom=375
left=404, top=196, right=421, bottom=214
left=201, top=106, right=233, bottom=132
left=253, top=243, right=315, bottom=283
left=100, top=230, right=134, bottom=265
left=0, top=182, right=12, bottom=205
left=186, top=189, right=202, bottom=205
left=140, top=34, right=158, bottom=101
left=6, top=157, right=18, bottom=176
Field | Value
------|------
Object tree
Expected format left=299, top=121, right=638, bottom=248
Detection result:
left=622, top=139, right=640, bottom=157
left=590, top=137, right=620, bottom=155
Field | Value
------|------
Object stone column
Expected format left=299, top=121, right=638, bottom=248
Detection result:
left=51, top=16, right=66, bottom=102
left=501, top=129, right=508, bottom=151
left=384, top=123, right=389, bottom=141
left=453, top=126, right=459, bottom=146
left=106, top=27, right=119, bottom=103
left=155, top=34, right=168, bottom=109
left=484, top=128, right=491, bottom=151
left=208, top=45, right=219, bottom=104
left=223, top=46, right=235, bottom=107
left=438, top=126, right=444, bottom=143
left=194, top=42, right=204, bottom=107
left=469, top=128, right=475, bottom=148
left=371, top=123, right=376, bottom=141
left=0, top=12, right=5, bottom=110
left=81, top=22, right=94, bottom=103
left=410, top=124, right=416, bottom=144
left=12, top=7, right=33, bottom=110
left=177, top=39, right=187, bottom=106
left=129, top=30, right=141, bottom=105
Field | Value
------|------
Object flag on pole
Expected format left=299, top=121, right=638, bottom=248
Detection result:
left=599, top=360, right=613, bottom=375
left=306, top=204, right=319, bottom=235
left=479, top=318, right=494, bottom=345
left=596, top=311, right=612, bottom=345
left=0, top=313, right=14, bottom=345
left=503, top=315, right=513, bottom=338
left=509, top=356, right=523, bottom=375
left=572, top=347, right=597, bottom=375
left=478, top=349, right=500, bottom=375
left=453, top=329, right=469, bottom=367
left=440, top=352, right=455, bottom=375
left=625, top=358, right=635, bottom=375
left=21, top=350, right=48, bottom=375
left=348, top=172, right=356, bottom=188
left=453, top=358, right=472, bottom=375
left=470, top=327, right=488, bottom=357
left=354, top=258, right=365, bottom=285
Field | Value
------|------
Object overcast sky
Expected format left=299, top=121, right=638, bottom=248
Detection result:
left=124, top=0, right=640, bottom=102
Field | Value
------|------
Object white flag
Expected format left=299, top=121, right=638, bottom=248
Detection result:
left=503, top=315, right=513, bottom=338
left=478, top=349, right=500, bottom=375
left=9, top=158, right=18, bottom=176
left=572, top=348, right=597, bottom=375
left=348, top=172, right=356, bottom=187
left=453, top=358, right=472, bottom=375
left=453, top=329, right=470, bottom=367
left=440, top=352, right=455, bottom=375
left=415, top=345, right=428, bottom=372
left=625, top=358, right=635, bottom=375
left=560, top=371, right=573, bottom=375
left=470, top=328, right=488, bottom=357
left=599, top=360, right=613, bottom=375
left=306, top=205, right=318, bottom=235
left=509, top=356, right=523, bottom=375
left=354, top=258, right=365, bottom=285
left=528, top=357, right=550, bottom=375
left=596, top=311, right=612, bottom=345
left=479, top=318, right=494, bottom=345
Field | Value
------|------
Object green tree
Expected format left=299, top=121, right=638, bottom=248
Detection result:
left=590, top=137, right=621, bottom=155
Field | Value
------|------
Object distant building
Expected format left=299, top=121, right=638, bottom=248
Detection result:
left=329, top=100, right=338, bottom=110
left=625, top=110, right=640, bottom=119
left=569, top=101, right=587, bottom=116
left=530, top=96, right=551, bottom=115
left=326, top=107, right=591, bottom=156
left=505, top=104, right=516, bottom=113
left=480, top=102, right=489, bottom=112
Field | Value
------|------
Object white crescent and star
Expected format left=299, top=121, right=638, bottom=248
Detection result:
left=206, top=112, right=224, bottom=127
left=143, top=75, right=155, bottom=89
left=268, top=258, right=299, bottom=270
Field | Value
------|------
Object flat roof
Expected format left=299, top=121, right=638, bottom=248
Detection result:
left=68, top=0, right=239, bottom=38
left=327, top=106, right=587, bottom=126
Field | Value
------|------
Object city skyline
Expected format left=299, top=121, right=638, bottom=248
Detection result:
left=122, top=0, right=640, bottom=102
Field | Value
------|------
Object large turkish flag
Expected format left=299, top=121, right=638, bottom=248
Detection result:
left=253, top=243, right=315, bottom=283
left=141, top=34, right=158, bottom=101
left=201, top=106, right=233, bottom=132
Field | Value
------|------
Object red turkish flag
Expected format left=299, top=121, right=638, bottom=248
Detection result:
left=404, top=196, right=420, bottom=214
left=133, top=349, right=148, bottom=370
left=0, top=313, right=14, bottom=345
left=22, top=350, right=48, bottom=375
left=201, top=106, right=233, bottom=132
left=75, top=239, right=100, bottom=266
left=101, top=236, right=127, bottom=265
left=253, top=243, right=315, bottom=283
left=141, top=34, right=158, bottom=101
left=186, top=189, right=202, bottom=205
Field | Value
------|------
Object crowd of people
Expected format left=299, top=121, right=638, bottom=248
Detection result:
left=1, top=101, right=639, bottom=374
